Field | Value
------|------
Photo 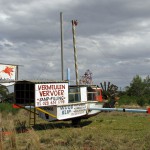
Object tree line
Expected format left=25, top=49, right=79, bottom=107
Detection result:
left=119, top=75, right=150, bottom=106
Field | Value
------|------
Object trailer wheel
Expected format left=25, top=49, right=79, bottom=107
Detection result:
left=71, top=118, right=81, bottom=127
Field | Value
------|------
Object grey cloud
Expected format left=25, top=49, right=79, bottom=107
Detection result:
left=0, top=0, right=150, bottom=88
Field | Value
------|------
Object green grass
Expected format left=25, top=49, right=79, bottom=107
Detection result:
left=1, top=109, right=150, bottom=150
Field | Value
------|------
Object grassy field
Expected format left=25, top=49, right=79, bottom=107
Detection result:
left=1, top=108, right=150, bottom=150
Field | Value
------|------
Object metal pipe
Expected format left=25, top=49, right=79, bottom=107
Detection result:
left=25, top=106, right=35, bottom=109
left=89, top=107, right=148, bottom=113
left=36, top=107, right=57, bottom=118
left=16, top=65, right=19, bottom=80
left=67, top=68, right=70, bottom=85
left=60, top=12, right=64, bottom=80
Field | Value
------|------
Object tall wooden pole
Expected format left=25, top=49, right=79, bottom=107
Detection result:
left=60, top=12, right=64, bottom=80
left=72, top=20, right=79, bottom=85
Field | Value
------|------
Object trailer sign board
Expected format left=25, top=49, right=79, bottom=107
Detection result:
left=35, top=83, right=68, bottom=107
left=57, top=103, right=87, bottom=120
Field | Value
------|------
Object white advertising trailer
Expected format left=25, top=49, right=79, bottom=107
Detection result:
left=14, top=80, right=104, bottom=126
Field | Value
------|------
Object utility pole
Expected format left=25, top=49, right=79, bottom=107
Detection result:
left=60, top=12, right=64, bottom=80
left=72, top=20, right=79, bottom=85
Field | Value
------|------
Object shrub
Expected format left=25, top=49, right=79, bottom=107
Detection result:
left=118, top=95, right=136, bottom=105
left=136, top=97, right=145, bottom=106
left=0, top=103, right=18, bottom=115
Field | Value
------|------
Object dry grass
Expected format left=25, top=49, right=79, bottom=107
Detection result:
left=0, top=109, right=150, bottom=150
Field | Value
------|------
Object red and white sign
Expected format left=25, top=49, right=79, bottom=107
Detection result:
left=35, top=83, right=68, bottom=107
left=0, top=64, right=17, bottom=86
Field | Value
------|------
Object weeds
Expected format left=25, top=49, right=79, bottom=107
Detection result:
left=0, top=110, right=150, bottom=149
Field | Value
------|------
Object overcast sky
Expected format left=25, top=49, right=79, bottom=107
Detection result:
left=0, top=0, right=150, bottom=89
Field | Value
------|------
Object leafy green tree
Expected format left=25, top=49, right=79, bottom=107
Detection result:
left=5, top=92, right=14, bottom=103
left=0, top=85, right=9, bottom=102
left=126, top=75, right=144, bottom=97
left=143, top=75, right=150, bottom=96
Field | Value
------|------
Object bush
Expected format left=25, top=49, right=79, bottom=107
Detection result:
left=147, top=97, right=150, bottom=105
left=118, top=95, right=137, bottom=105
left=0, top=103, right=19, bottom=114
left=136, top=97, right=145, bottom=107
